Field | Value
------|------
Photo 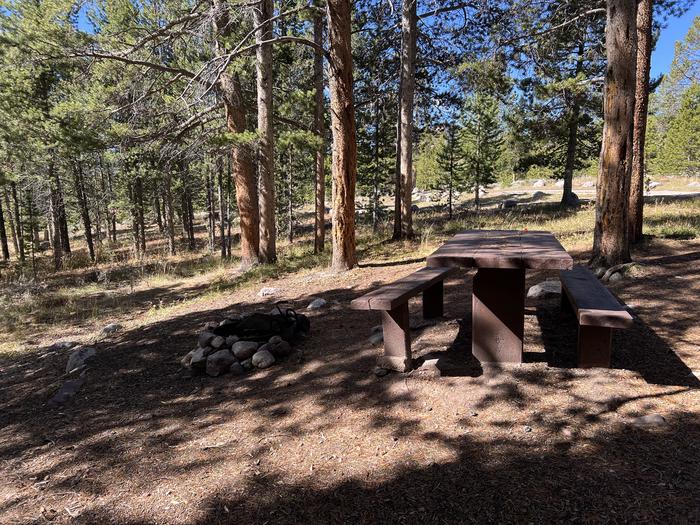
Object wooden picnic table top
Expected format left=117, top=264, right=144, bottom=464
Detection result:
left=426, top=229, right=574, bottom=270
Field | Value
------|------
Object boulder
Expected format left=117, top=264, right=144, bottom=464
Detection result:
left=225, top=335, right=240, bottom=347
left=269, top=335, right=283, bottom=344
left=608, top=272, right=624, bottom=283
left=240, top=358, right=254, bottom=371
left=527, top=280, right=561, bottom=299
left=102, top=323, right=122, bottom=335
left=532, top=191, right=547, bottom=200
left=258, top=287, right=279, bottom=297
left=369, top=332, right=383, bottom=345
left=373, top=367, right=389, bottom=377
left=260, top=340, right=292, bottom=358
left=181, top=349, right=196, bottom=368
left=65, top=345, right=97, bottom=374
left=206, top=349, right=236, bottom=377
left=630, top=414, right=667, bottom=428
left=203, top=321, right=219, bottom=331
left=229, top=362, right=246, bottom=376
left=501, top=199, right=517, bottom=209
left=532, top=179, right=546, bottom=188
left=198, top=331, right=216, bottom=348
left=48, top=372, right=86, bottom=408
left=190, top=347, right=208, bottom=370
left=307, top=297, right=328, bottom=310
left=232, top=341, right=259, bottom=360
left=252, top=349, right=276, bottom=369
left=210, top=336, right=226, bottom=349
left=48, top=341, right=79, bottom=352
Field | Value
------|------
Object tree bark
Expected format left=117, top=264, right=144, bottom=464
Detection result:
left=592, top=0, right=636, bottom=268
left=48, top=161, right=63, bottom=270
left=52, top=163, right=71, bottom=255
left=313, top=9, right=326, bottom=253
left=398, top=0, right=417, bottom=238
left=220, top=72, right=261, bottom=268
left=628, top=0, right=653, bottom=244
left=3, top=188, right=19, bottom=255
left=217, top=157, right=227, bottom=259
left=561, top=41, right=585, bottom=208
left=11, top=183, right=24, bottom=262
left=164, top=170, right=176, bottom=256
left=255, top=0, right=276, bottom=263
left=326, top=0, right=358, bottom=271
left=73, top=157, right=95, bottom=262
left=287, top=148, right=294, bottom=243
left=212, top=0, right=260, bottom=268
left=0, top=190, right=9, bottom=260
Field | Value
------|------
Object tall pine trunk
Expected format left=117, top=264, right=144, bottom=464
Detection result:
left=212, top=0, right=260, bottom=268
left=3, top=188, right=19, bottom=255
left=397, top=0, right=417, bottom=238
left=326, top=0, right=358, bottom=271
left=592, top=0, right=636, bottom=268
left=52, top=161, right=71, bottom=255
left=217, top=157, right=227, bottom=259
left=561, top=41, right=585, bottom=208
left=372, top=98, right=381, bottom=232
left=313, top=9, right=326, bottom=253
left=73, top=158, right=95, bottom=262
left=255, top=0, right=276, bottom=263
left=628, top=0, right=653, bottom=244
left=0, top=192, right=9, bottom=260
left=11, top=183, right=25, bottom=262
left=49, top=161, right=63, bottom=270
left=164, top=171, right=176, bottom=256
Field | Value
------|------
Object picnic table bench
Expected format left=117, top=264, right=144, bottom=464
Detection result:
left=560, top=265, right=633, bottom=367
left=350, top=266, right=455, bottom=371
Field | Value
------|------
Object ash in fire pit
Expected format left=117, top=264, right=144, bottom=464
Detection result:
left=181, top=305, right=308, bottom=377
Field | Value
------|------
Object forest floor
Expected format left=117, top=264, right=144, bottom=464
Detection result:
left=0, top=196, right=699, bottom=523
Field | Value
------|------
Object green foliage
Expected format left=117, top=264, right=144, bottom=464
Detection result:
left=648, top=16, right=700, bottom=177
left=460, top=93, right=504, bottom=197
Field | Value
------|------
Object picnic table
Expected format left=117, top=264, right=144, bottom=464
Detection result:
left=427, top=230, right=573, bottom=364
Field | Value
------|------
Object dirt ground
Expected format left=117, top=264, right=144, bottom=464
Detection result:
left=1, top=238, right=699, bottom=524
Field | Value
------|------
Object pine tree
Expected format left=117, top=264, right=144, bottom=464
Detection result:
left=460, top=94, right=504, bottom=209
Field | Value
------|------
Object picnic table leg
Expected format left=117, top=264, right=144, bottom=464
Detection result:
left=379, top=303, right=412, bottom=372
left=423, top=281, right=444, bottom=319
left=577, top=325, right=613, bottom=368
left=472, top=267, right=525, bottom=363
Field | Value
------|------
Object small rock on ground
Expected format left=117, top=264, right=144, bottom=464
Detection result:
left=307, top=297, right=328, bottom=310
left=190, top=348, right=208, bottom=370
left=198, top=331, right=216, bottom=348
left=229, top=362, right=246, bottom=375
left=210, top=336, right=226, bottom=349
left=48, top=372, right=87, bottom=408
left=232, top=341, right=259, bottom=360
left=252, top=349, right=275, bottom=369
left=527, top=280, right=561, bottom=299
left=630, top=414, right=667, bottom=428
left=65, top=346, right=97, bottom=374
left=258, top=287, right=279, bottom=297
left=609, top=272, right=624, bottom=283
left=206, top=349, right=236, bottom=377
left=369, top=332, right=383, bottom=345
left=373, top=367, right=389, bottom=377
left=102, top=323, right=122, bottom=334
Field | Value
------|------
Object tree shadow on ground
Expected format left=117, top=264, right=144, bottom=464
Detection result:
left=0, top=263, right=698, bottom=522
left=535, top=298, right=700, bottom=387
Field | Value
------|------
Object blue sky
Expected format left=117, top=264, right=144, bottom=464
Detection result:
left=651, top=3, right=700, bottom=78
